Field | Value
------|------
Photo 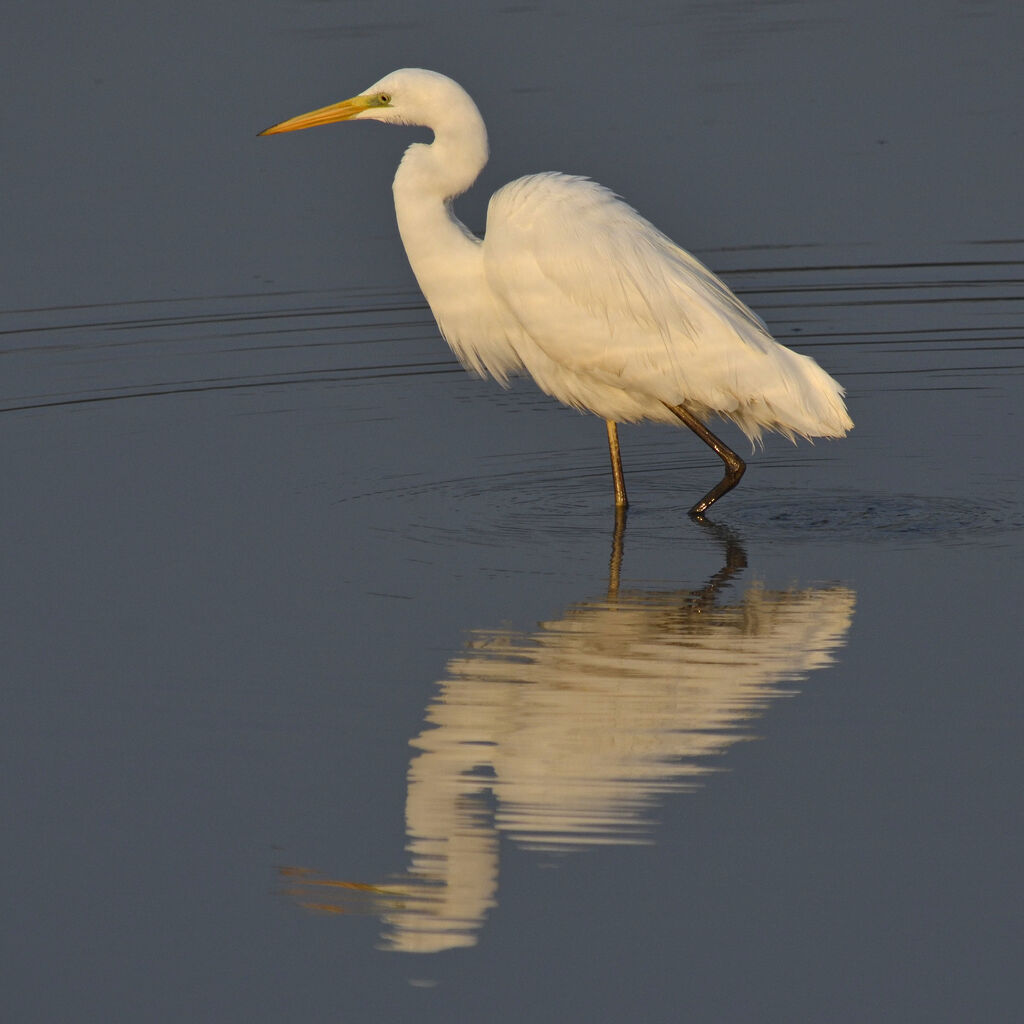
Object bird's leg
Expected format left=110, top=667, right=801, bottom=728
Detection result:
left=664, top=403, right=746, bottom=518
left=605, top=420, right=629, bottom=509
left=607, top=505, right=627, bottom=599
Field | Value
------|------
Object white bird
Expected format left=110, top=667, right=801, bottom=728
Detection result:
left=260, top=69, right=852, bottom=516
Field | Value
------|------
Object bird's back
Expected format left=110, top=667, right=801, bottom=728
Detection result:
left=483, top=172, right=852, bottom=442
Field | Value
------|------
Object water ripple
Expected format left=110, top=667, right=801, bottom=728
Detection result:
left=1, top=247, right=1020, bottom=416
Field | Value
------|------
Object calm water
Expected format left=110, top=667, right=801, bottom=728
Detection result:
left=3, top=1, right=1022, bottom=1021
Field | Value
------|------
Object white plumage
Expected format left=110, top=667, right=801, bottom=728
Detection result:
left=261, top=68, right=852, bottom=515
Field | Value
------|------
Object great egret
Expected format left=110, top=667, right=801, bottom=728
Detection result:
left=260, top=69, right=852, bottom=516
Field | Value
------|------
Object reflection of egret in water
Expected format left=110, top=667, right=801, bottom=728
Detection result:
left=282, top=518, right=855, bottom=952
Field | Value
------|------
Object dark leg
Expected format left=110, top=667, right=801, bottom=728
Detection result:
left=664, top=403, right=746, bottom=517
left=605, top=420, right=629, bottom=509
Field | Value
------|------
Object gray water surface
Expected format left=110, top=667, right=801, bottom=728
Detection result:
left=3, top=2, right=1022, bottom=1022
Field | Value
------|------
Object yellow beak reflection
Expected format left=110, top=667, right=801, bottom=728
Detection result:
left=259, top=95, right=372, bottom=136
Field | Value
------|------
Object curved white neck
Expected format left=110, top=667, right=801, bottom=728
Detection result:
left=395, top=111, right=488, bottom=203
left=391, top=99, right=489, bottom=260
left=388, top=101, right=522, bottom=381
left=391, top=111, right=488, bottom=339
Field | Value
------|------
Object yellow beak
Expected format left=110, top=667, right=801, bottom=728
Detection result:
left=258, top=94, right=374, bottom=136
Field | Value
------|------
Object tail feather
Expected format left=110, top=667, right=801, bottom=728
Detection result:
left=725, top=347, right=853, bottom=445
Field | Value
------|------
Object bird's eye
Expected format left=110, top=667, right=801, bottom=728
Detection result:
left=379, top=93, right=391, bottom=104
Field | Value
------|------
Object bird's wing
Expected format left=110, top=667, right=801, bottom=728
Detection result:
left=483, top=173, right=850, bottom=439
left=485, top=172, right=772, bottom=346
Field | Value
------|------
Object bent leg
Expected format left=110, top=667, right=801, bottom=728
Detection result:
left=664, top=404, right=746, bottom=517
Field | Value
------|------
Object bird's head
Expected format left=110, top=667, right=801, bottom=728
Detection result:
left=259, top=68, right=473, bottom=135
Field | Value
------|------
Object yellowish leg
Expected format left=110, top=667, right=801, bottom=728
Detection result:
left=605, top=420, right=628, bottom=509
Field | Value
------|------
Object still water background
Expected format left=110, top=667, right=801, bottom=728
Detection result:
left=3, top=1, right=1022, bottom=1021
